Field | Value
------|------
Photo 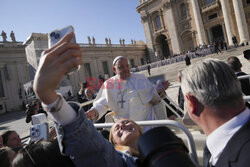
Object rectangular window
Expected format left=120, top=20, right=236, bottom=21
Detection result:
left=140, top=58, right=145, bottom=65
left=130, top=59, right=135, bottom=68
left=155, top=15, right=162, bottom=30
left=102, top=61, right=109, bottom=76
left=208, top=13, right=217, bottom=20
left=0, top=71, right=5, bottom=97
left=84, top=63, right=92, bottom=78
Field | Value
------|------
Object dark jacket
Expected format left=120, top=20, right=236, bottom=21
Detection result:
left=214, top=117, right=250, bottom=167
left=236, top=72, right=250, bottom=96
left=185, top=56, right=191, bottom=66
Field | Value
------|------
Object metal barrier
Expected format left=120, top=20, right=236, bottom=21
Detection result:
left=94, top=120, right=199, bottom=166
left=237, top=74, right=250, bottom=101
left=238, top=74, right=250, bottom=80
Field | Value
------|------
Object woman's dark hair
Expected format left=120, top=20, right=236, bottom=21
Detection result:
left=13, top=140, right=74, bottom=167
left=2, top=130, right=15, bottom=146
left=0, top=148, right=11, bottom=167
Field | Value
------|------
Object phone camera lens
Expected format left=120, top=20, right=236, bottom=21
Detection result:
left=50, top=32, right=56, bottom=37
left=55, top=33, right=60, bottom=39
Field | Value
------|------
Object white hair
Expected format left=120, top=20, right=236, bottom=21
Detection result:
left=181, top=58, right=242, bottom=107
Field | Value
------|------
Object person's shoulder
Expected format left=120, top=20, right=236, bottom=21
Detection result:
left=231, top=138, right=250, bottom=166
left=117, top=151, right=138, bottom=167
left=132, top=73, right=147, bottom=79
left=105, top=76, right=117, bottom=83
left=216, top=120, right=250, bottom=166
left=230, top=117, right=250, bottom=147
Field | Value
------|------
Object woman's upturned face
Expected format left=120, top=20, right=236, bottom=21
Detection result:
left=111, top=119, right=141, bottom=146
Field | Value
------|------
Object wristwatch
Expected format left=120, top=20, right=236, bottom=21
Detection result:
left=42, top=94, right=63, bottom=112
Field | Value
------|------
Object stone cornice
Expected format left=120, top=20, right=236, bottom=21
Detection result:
left=23, top=33, right=48, bottom=45
left=163, top=0, right=179, bottom=9
left=137, top=0, right=156, bottom=12
left=0, top=42, right=26, bottom=48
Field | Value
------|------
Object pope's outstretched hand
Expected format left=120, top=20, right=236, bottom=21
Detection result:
left=86, top=109, right=99, bottom=120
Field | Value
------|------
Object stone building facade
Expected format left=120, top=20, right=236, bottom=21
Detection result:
left=24, top=33, right=146, bottom=94
left=0, top=33, right=146, bottom=113
left=0, top=42, right=30, bottom=113
left=137, top=0, right=250, bottom=61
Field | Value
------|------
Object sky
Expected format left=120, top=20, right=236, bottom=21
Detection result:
left=0, top=0, right=145, bottom=44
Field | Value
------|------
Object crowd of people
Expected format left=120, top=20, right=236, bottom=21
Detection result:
left=131, top=38, right=248, bottom=73
left=0, top=31, right=250, bottom=167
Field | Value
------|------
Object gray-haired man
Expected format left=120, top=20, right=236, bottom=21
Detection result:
left=181, top=58, right=250, bottom=167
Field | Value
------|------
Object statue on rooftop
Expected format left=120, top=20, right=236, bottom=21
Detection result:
left=92, top=36, right=95, bottom=45
left=87, top=36, right=91, bottom=45
left=10, top=31, right=16, bottom=42
left=1, top=30, right=7, bottom=42
left=108, top=38, right=111, bottom=45
left=122, top=39, right=125, bottom=45
left=105, top=38, right=108, bottom=45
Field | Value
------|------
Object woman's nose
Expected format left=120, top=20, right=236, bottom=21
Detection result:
left=120, top=124, right=125, bottom=130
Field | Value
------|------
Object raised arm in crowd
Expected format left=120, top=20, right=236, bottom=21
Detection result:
left=32, top=32, right=138, bottom=167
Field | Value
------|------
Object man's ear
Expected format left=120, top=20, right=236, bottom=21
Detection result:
left=185, top=94, right=201, bottom=117
left=112, top=66, right=117, bottom=74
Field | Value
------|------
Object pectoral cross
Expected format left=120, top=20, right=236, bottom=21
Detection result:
left=118, top=90, right=126, bottom=108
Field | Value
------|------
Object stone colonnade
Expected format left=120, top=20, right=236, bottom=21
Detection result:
left=190, top=0, right=249, bottom=45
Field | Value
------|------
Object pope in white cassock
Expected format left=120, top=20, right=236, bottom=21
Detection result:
left=86, top=56, right=169, bottom=122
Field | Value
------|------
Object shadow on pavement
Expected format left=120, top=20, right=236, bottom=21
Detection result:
left=0, top=111, right=25, bottom=125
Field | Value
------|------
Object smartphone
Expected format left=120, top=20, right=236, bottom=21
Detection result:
left=48, top=25, right=76, bottom=48
left=30, top=123, right=49, bottom=142
left=48, top=25, right=80, bottom=73
left=30, top=113, right=48, bottom=142
left=31, top=113, right=47, bottom=125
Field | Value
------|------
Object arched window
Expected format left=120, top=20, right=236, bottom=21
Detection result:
left=155, top=15, right=162, bottom=30
left=180, top=3, right=187, bottom=19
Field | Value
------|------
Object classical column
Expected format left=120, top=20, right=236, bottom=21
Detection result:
left=159, top=9, right=166, bottom=29
left=220, top=0, right=234, bottom=45
left=164, top=3, right=182, bottom=54
left=141, top=14, right=157, bottom=62
left=232, top=0, right=249, bottom=43
left=190, top=0, right=207, bottom=45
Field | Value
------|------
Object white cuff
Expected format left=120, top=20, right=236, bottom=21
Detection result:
left=42, top=94, right=77, bottom=125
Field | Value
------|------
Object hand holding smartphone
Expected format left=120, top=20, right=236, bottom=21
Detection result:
left=48, top=25, right=76, bottom=48
left=48, top=25, right=80, bottom=74
left=34, top=25, right=83, bottom=105
left=30, top=113, right=49, bottom=142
